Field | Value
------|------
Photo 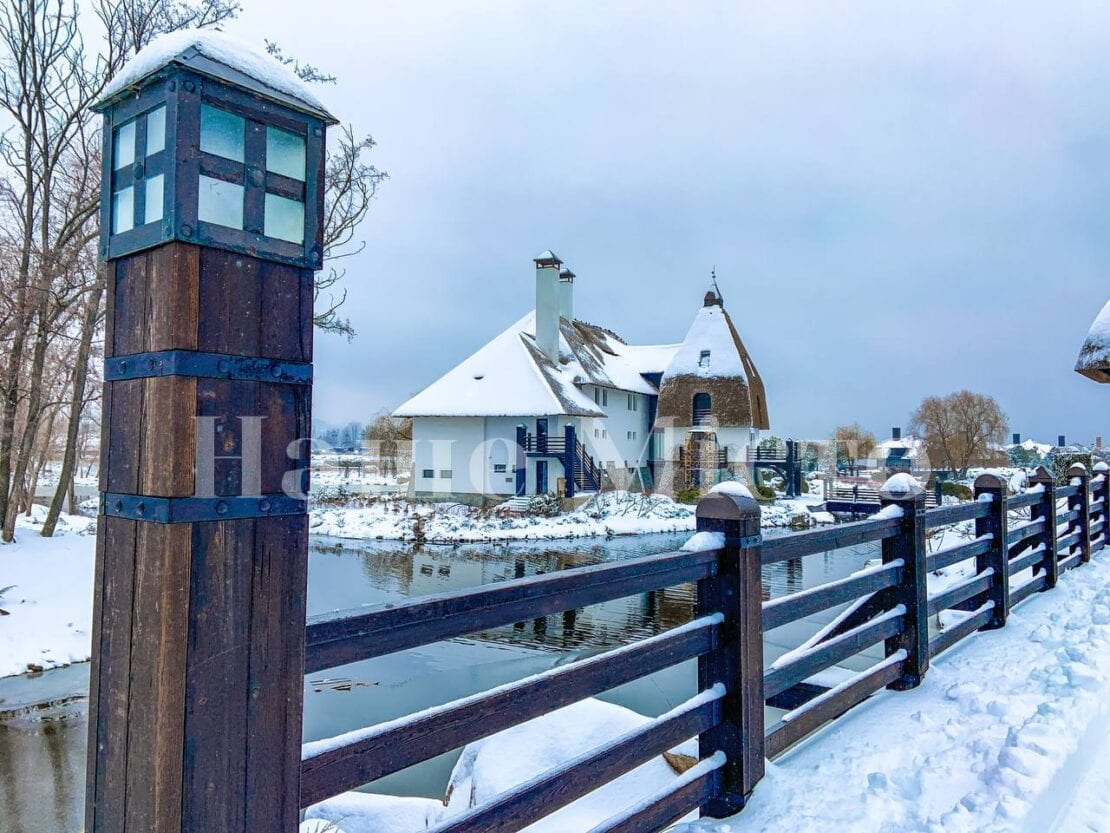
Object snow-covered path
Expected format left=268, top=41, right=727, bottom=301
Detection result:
left=675, top=549, right=1110, bottom=833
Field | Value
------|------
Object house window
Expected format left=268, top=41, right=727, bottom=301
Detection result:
left=699, top=350, right=710, bottom=369
left=493, top=463, right=507, bottom=473
left=602, top=429, right=608, bottom=438
left=594, top=388, right=600, bottom=404
left=422, top=469, right=434, bottom=478
left=439, top=469, right=452, bottom=478
left=594, top=428, right=599, bottom=438
left=693, top=392, right=712, bottom=426
left=601, top=389, right=608, bottom=407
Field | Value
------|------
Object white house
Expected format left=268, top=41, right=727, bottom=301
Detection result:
left=393, top=252, right=770, bottom=503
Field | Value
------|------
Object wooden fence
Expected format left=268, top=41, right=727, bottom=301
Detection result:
left=295, top=461, right=1108, bottom=831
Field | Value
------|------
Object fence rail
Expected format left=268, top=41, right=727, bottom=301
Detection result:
left=297, top=461, right=1110, bottom=831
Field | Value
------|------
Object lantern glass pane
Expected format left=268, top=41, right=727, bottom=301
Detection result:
left=145, top=105, right=166, bottom=156
left=144, top=174, right=164, bottom=224
left=200, top=104, right=245, bottom=162
left=111, top=187, right=134, bottom=234
left=198, top=175, right=244, bottom=230
left=266, top=126, right=305, bottom=181
left=264, top=193, right=304, bottom=243
left=113, top=121, right=136, bottom=170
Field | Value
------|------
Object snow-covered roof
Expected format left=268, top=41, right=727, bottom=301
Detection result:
left=871, top=435, right=925, bottom=459
left=663, top=303, right=748, bottom=380
left=1076, top=298, right=1110, bottom=383
left=393, top=312, right=659, bottom=418
left=96, top=29, right=335, bottom=122
left=619, top=343, right=681, bottom=375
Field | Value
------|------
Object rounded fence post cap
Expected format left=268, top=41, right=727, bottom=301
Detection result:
left=1094, top=461, right=1109, bottom=473
left=973, top=471, right=1007, bottom=490
left=1067, top=462, right=1089, bottom=477
left=697, top=484, right=760, bottom=520
left=878, top=473, right=925, bottom=500
left=1030, top=465, right=1055, bottom=483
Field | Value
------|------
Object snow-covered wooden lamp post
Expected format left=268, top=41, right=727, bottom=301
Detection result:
left=1076, top=299, right=1110, bottom=383
left=86, top=32, right=335, bottom=833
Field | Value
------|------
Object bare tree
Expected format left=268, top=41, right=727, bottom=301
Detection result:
left=910, top=390, right=1008, bottom=478
left=832, top=423, right=876, bottom=473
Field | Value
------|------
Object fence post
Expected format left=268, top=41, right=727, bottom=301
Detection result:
left=1068, top=463, right=1091, bottom=564
left=1095, top=461, right=1110, bottom=553
left=972, top=473, right=1009, bottom=628
left=564, top=424, right=576, bottom=499
left=695, top=488, right=763, bottom=816
left=878, top=476, right=928, bottom=690
left=1030, top=466, right=1058, bottom=588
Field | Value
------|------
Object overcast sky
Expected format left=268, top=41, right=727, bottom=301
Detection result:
left=228, top=1, right=1108, bottom=443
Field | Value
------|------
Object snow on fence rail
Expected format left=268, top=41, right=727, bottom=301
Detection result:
left=296, top=463, right=1110, bottom=832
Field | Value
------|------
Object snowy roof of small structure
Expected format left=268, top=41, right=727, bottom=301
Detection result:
left=393, top=312, right=658, bottom=418
left=872, top=435, right=924, bottom=459
left=620, top=343, right=681, bottom=375
left=1076, top=298, right=1110, bottom=383
left=95, top=29, right=335, bottom=123
left=655, top=289, right=770, bottom=429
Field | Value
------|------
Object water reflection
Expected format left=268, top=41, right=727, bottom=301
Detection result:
left=0, top=531, right=882, bottom=831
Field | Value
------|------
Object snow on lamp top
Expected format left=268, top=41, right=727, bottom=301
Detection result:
left=97, top=29, right=334, bottom=122
left=1076, top=298, right=1110, bottom=383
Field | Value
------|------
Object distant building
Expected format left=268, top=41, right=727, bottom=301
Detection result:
left=393, top=252, right=770, bottom=502
left=1076, top=298, right=1110, bottom=383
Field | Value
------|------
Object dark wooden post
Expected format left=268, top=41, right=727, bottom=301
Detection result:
left=695, top=488, right=763, bottom=816
left=87, top=40, right=335, bottom=833
left=1095, top=461, right=1110, bottom=553
left=564, top=424, right=576, bottom=498
left=972, top=473, right=1009, bottom=628
left=1068, top=463, right=1091, bottom=564
left=515, top=425, right=527, bottom=496
left=1030, top=466, right=1058, bottom=588
left=878, top=476, right=928, bottom=690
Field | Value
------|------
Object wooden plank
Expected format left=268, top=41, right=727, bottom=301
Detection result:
left=584, top=759, right=720, bottom=833
left=761, top=562, right=902, bottom=632
left=195, top=378, right=260, bottom=497
left=88, top=517, right=138, bottom=833
left=924, top=500, right=990, bottom=528
left=1007, top=491, right=1041, bottom=510
left=927, top=570, right=993, bottom=616
left=305, top=548, right=719, bottom=672
left=764, top=609, right=903, bottom=699
left=761, top=516, right=902, bottom=565
left=141, top=376, right=196, bottom=497
left=124, top=522, right=191, bottom=833
left=145, top=243, right=199, bottom=351
left=112, top=252, right=150, bottom=356
left=427, top=693, right=720, bottom=833
left=106, top=380, right=143, bottom=495
left=928, top=603, right=994, bottom=658
left=765, top=655, right=904, bottom=759
left=247, top=515, right=309, bottom=833
left=83, top=520, right=109, bottom=833
left=301, top=616, right=717, bottom=807
left=1010, top=574, right=1048, bottom=607
left=259, top=261, right=313, bottom=361
left=182, top=520, right=254, bottom=833
left=926, top=537, right=991, bottom=572
left=1006, top=519, right=1045, bottom=548
left=1057, top=484, right=1080, bottom=500
left=1008, top=547, right=1047, bottom=577
left=259, top=383, right=309, bottom=496
left=198, top=247, right=261, bottom=356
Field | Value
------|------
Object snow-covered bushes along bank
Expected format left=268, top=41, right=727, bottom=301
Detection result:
left=309, top=490, right=833, bottom=544
left=0, top=507, right=96, bottom=678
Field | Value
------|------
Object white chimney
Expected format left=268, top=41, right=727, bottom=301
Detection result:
left=533, top=250, right=562, bottom=362
left=558, top=267, right=575, bottom=323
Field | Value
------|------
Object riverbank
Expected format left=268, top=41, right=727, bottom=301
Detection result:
left=0, top=508, right=96, bottom=678
left=309, top=489, right=833, bottom=544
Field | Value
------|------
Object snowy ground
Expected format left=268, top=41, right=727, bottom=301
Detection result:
left=675, top=546, right=1110, bottom=833
left=309, top=489, right=832, bottom=544
left=0, top=507, right=96, bottom=678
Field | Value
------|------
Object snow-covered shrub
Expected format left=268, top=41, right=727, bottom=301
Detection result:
left=528, top=493, right=562, bottom=517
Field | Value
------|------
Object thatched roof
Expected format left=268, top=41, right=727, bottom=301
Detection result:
left=1076, top=298, right=1110, bottom=383
left=656, top=290, right=769, bottom=429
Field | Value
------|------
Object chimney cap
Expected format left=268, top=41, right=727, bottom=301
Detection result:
left=559, top=267, right=576, bottom=281
left=534, top=250, right=562, bottom=267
